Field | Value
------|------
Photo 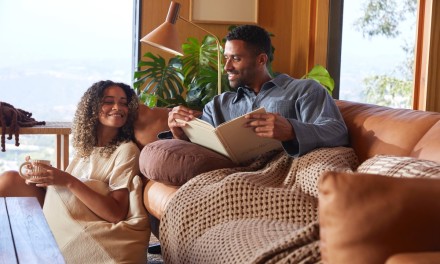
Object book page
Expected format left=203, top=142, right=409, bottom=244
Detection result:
left=176, top=118, right=230, bottom=157
left=177, top=107, right=283, bottom=164
left=215, top=107, right=282, bottom=164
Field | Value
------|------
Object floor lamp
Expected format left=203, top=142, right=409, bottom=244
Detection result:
left=140, top=1, right=222, bottom=95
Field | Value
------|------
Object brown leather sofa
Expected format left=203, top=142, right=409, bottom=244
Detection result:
left=140, top=100, right=440, bottom=262
left=319, top=100, right=440, bottom=263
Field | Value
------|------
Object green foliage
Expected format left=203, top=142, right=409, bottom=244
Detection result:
left=133, top=52, right=185, bottom=107
left=181, top=36, right=231, bottom=110
left=363, top=75, right=413, bottom=108
left=134, top=36, right=228, bottom=110
left=354, top=0, right=417, bottom=38
left=301, top=65, right=335, bottom=95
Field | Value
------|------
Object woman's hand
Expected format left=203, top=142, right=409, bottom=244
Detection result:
left=25, top=163, right=73, bottom=188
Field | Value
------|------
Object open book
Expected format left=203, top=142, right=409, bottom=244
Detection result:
left=176, top=107, right=282, bottom=164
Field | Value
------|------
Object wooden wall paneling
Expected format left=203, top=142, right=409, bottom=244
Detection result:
left=413, top=0, right=429, bottom=110
left=287, top=0, right=330, bottom=78
left=290, top=0, right=312, bottom=78
left=257, top=0, right=294, bottom=76
left=308, top=0, right=317, bottom=69
left=425, top=0, right=440, bottom=112
left=413, top=0, right=440, bottom=112
left=314, top=0, right=330, bottom=69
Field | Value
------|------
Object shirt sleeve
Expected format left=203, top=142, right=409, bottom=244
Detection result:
left=284, top=85, right=349, bottom=157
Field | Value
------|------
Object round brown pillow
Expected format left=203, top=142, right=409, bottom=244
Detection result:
left=139, top=139, right=236, bottom=186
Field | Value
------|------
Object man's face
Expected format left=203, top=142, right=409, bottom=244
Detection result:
left=223, top=40, right=260, bottom=90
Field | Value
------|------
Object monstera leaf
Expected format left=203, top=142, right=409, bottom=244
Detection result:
left=181, top=35, right=230, bottom=109
left=133, top=52, right=185, bottom=107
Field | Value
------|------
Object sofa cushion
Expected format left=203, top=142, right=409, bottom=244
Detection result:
left=318, top=171, right=440, bottom=264
left=139, top=139, right=235, bottom=186
left=357, top=155, right=440, bottom=178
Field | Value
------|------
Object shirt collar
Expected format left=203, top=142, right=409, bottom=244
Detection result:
left=270, top=74, right=292, bottom=88
left=232, top=74, right=291, bottom=104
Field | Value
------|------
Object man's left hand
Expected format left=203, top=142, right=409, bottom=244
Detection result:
left=244, top=112, right=295, bottom=142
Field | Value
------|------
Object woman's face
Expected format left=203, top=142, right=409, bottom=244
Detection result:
left=98, top=85, right=129, bottom=129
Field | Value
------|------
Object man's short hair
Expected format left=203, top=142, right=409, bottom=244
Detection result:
left=226, top=25, right=272, bottom=61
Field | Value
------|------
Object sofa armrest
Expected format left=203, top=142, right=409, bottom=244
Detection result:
left=143, top=179, right=179, bottom=220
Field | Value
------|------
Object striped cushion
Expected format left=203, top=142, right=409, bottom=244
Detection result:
left=357, top=155, right=440, bottom=178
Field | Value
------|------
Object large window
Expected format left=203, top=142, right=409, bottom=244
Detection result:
left=0, top=0, right=134, bottom=170
left=339, top=0, right=417, bottom=108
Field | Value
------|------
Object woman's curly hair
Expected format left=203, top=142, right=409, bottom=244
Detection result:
left=71, top=80, right=139, bottom=158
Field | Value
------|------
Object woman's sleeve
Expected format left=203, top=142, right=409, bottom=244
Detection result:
left=108, top=142, right=141, bottom=191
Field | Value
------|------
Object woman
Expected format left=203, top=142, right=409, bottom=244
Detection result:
left=0, top=80, right=149, bottom=263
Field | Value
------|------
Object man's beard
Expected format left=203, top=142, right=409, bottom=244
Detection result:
left=227, top=73, right=243, bottom=89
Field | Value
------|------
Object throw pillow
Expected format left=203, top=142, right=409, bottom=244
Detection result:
left=357, top=155, right=440, bottom=178
left=139, top=139, right=236, bottom=186
left=318, top=171, right=440, bottom=264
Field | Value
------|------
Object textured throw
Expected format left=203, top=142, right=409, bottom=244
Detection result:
left=160, top=147, right=359, bottom=264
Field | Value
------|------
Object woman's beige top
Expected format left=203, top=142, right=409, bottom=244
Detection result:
left=43, top=141, right=149, bottom=264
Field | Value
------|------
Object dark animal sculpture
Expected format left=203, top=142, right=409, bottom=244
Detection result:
left=0, top=101, right=46, bottom=152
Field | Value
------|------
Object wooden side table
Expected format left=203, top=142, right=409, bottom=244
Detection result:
left=0, top=122, right=71, bottom=170
left=0, top=197, right=65, bottom=263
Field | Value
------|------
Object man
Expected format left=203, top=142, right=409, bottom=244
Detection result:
left=167, top=24, right=348, bottom=157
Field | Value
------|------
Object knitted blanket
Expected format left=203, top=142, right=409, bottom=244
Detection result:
left=160, top=147, right=359, bottom=264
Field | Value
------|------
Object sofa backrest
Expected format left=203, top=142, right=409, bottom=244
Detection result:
left=134, top=105, right=170, bottom=149
left=336, top=100, right=440, bottom=164
left=134, top=101, right=440, bottom=164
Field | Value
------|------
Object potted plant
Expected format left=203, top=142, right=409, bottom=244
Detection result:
left=134, top=34, right=225, bottom=111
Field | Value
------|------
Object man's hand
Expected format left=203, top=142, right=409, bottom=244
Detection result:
left=244, top=112, right=295, bottom=142
left=168, top=105, right=202, bottom=140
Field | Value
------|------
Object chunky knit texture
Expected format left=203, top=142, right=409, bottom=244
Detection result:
left=159, top=147, right=359, bottom=264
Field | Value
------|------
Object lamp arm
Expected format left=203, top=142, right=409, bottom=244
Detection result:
left=179, top=16, right=222, bottom=95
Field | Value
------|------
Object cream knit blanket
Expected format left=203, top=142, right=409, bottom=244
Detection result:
left=159, top=147, right=359, bottom=264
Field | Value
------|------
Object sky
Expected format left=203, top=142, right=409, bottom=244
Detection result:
left=0, top=0, right=133, bottom=67
left=0, top=0, right=134, bottom=122
left=340, top=0, right=416, bottom=100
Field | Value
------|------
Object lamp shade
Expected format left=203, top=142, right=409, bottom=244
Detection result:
left=140, top=1, right=222, bottom=95
left=140, top=1, right=183, bottom=56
